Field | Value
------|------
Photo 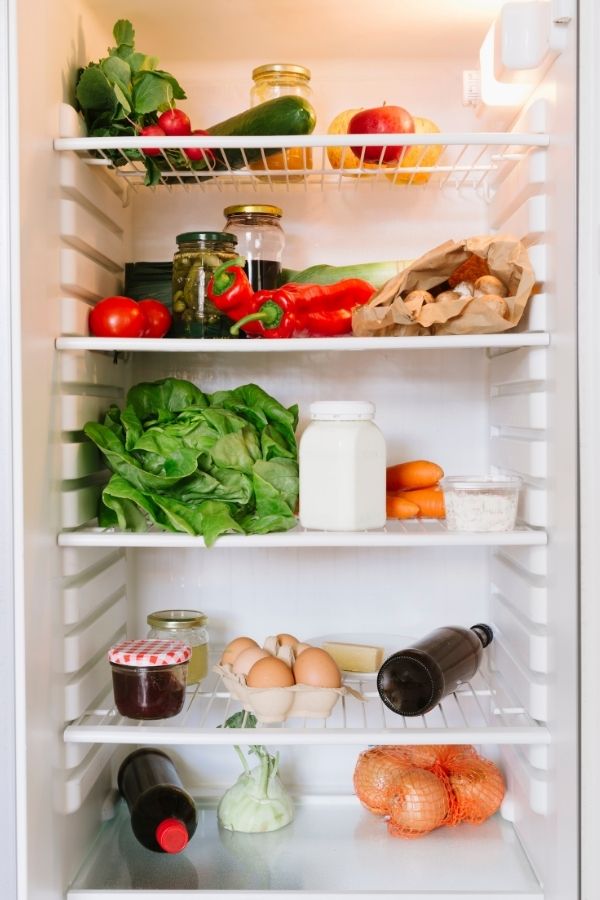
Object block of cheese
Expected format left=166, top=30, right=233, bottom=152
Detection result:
left=321, top=641, right=385, bottom=673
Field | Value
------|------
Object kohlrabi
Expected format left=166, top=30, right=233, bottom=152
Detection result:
left=217, top=713, right=293, bottom=833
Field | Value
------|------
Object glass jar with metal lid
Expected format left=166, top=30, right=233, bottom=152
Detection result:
left=223, top=204, right=285, bottom=291
left=249, top=64, right=313, bottom=181
left=172, top=232, right=240, bottom=338
left=147, top=610, right=209, bottom=685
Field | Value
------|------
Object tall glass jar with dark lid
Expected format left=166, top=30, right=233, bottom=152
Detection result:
left=223, top=204, right=285, bottom=291
left=172, top=231, right=240, bottom=338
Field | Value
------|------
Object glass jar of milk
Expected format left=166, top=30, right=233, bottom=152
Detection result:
left=299, top=401, right=386, bottom=531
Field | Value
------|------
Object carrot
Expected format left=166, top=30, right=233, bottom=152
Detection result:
left=386, top=460, right=444, bottom=492
left=402, top=487, right=446, bottom=519
left=386, top=494, right=420, bottom=519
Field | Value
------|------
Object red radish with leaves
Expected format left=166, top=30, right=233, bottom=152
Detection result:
left=185, top=129, right=215, bottom=164
left=158, top=108, right=192, bottom=136
left=140, top=124, right=165, bottom=157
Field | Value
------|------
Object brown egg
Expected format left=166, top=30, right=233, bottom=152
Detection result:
left=220, top=636, right=259, bottom=667
left=276, top=633, right=299, bottom=648
left=246, top=656, right=296, bottom=689
left=292, top=647, right=342, bottom=688
left=232, top=647, right=271, bottom=676
left=294, top=642, right=312, bottom=657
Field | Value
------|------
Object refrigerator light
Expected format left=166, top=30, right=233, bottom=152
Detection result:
left=479, top=23, right=532, bottom=107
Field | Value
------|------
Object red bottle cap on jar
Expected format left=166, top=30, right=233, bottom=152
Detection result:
left=155, top=817, right=189, bottom=853
left=108, top=638, right=192, bottom=667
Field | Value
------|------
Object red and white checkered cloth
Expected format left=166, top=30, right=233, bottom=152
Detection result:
left=108, top=638, right=191, bottom=667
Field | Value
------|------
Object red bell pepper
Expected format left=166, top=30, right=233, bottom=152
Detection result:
left=229, top=288, right=299, bottom=338
left=206, top=258, right=253, bottom=313
left=210, top=274, right=375, bottom=339
left=287, top=278, right=375, bottom=313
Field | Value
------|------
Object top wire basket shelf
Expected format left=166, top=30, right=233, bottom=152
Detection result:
left=53, top=132, right=549, bottom=194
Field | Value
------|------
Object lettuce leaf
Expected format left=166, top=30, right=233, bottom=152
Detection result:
left=84, top=379, right=299, bottom=544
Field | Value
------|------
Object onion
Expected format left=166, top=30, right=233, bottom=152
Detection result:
left=387, top=768, right=450, bottom=838
left=395, top=745, right=440, bottom=768
left=435, top=745, right=478, bottom=767
left=448, top=757, right=505, bottom=824
left=353, top=747, right=412, bottom=815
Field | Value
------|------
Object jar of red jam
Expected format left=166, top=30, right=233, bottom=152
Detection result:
left=108, top=639, right=192, bottom=720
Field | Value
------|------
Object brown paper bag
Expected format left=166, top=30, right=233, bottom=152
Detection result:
left=352, top=235, right=536, bottom=336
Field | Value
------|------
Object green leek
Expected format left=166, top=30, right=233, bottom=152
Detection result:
left=279, top=259, right=412, bottom=289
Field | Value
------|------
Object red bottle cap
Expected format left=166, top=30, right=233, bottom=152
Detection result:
left=155, top=817, right=189, bottom=853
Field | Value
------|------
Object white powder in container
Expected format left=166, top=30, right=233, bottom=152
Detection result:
left=442, top=476, right=522, bottom=532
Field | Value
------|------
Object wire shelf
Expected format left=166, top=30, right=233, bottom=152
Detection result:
left=58, top=519, right=547, bottom=549
left=64, top=661, right=547, bottom=747
left=53, top=132, right=549, bottom=194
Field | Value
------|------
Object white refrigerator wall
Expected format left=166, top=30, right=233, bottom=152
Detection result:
left=11, top=0, right=579, bottom=897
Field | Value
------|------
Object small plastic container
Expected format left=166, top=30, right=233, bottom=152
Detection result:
left=442, top=475, right=522, bottom=532
left=108, top=638, right=191, bottom=720
left=147, top=610, right=209, bottom=685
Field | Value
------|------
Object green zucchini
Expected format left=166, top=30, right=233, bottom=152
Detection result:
left=206, top=95, right=316, bottom=170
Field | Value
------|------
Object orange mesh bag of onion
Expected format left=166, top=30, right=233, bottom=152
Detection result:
left=386, top=768, right=452, bottom=838
left=442, top=754, right=506, bottom=825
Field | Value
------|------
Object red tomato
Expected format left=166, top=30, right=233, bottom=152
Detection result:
left=138, top=299, right=172, bottom=338
left=158, top=108, right=192, bottom=136
left=185, top=129, right=215, bottom=164
left=89, top=296, right=146, bottom=338
left=140, top=124, right=166, bottom=157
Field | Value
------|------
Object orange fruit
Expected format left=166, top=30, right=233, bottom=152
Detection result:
left=326, top=108, right=375, bottom=177
left=386, top=117, right=443, bottom=185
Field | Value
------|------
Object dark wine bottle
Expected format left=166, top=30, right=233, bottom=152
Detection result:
left=376, top=623, right=493, bottom=717
left=117, top=748, right=198, bottom=854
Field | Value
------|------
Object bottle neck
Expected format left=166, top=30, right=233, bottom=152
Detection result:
left=155, top=817, right=189, bottom=853
left=471, top=623, right=494, bottom=648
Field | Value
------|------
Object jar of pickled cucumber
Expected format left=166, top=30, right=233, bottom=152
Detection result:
left=172, top=232, right=240, bottom=338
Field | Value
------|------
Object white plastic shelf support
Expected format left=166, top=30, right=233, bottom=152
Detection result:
left=58, top=520, right=547, bottom=550
left=53, top=131, right=550, bottom=194
left=55, top=333, right=551, bottom=353
left=64, top=664, right=549, bottom=747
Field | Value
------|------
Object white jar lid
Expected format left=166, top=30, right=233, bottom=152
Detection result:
left=310, top=401, right=375, bottom=421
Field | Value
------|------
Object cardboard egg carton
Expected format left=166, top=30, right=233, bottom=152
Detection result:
left=214, top=636, right=364, bottom=724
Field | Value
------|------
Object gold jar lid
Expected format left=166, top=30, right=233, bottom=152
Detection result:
left=252, top=63, right=311, bottom=81
left=224, top=204, right=283, bottom=218
left=147, top=609, right=207, bottom=629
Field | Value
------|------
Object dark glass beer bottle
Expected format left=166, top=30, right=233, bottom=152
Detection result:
left=376, top=624, right=493, bottom=717
left=118, top=748, right=198, bottom=854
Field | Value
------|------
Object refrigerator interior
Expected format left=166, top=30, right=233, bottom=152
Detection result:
left=11, top=0, right=578, bottom=897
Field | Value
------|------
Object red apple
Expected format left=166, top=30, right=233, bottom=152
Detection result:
left=348, top=105, right=415, bottom=164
